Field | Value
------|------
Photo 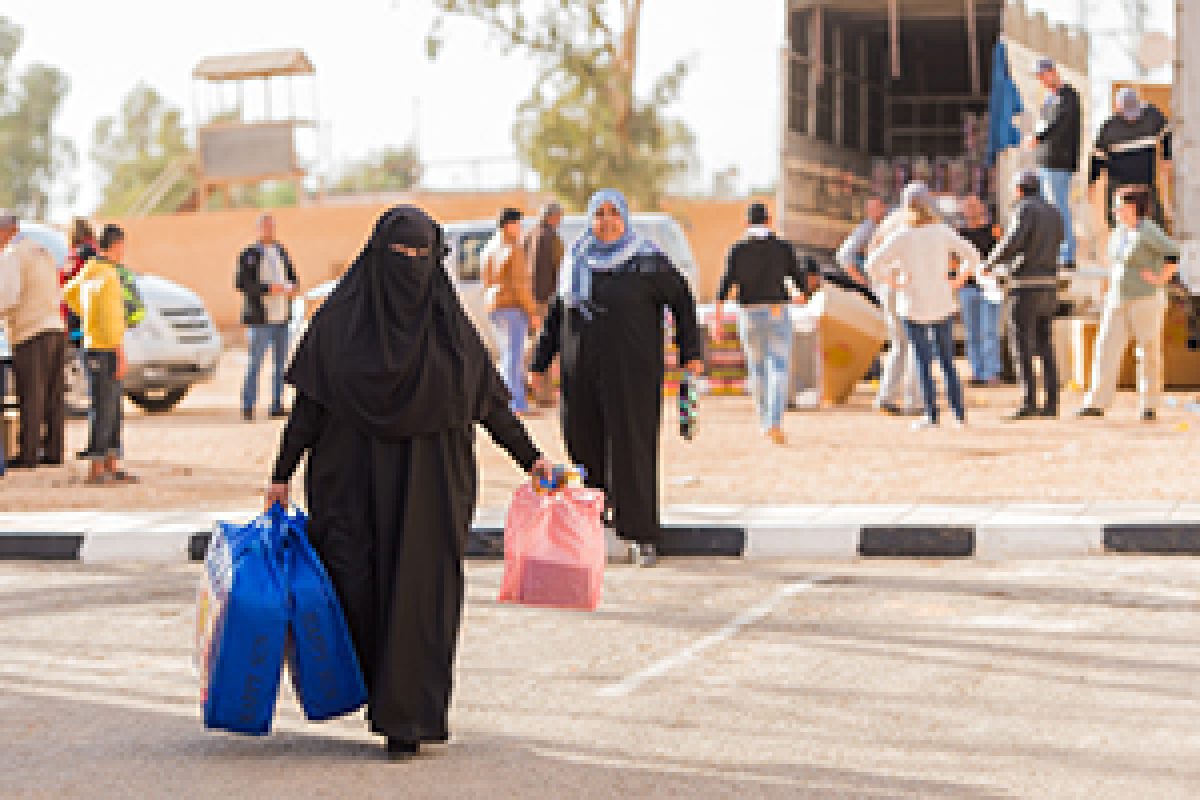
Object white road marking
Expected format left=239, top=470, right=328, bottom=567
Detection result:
left=596, top=579, right=822, bottom=698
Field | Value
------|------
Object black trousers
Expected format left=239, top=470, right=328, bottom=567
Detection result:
left=1007, top=289, right=1059, bottom=413
left=560, top=366, right=663, bottom=545
left=11, top=330, right=66, bottom=465
left=81, top=350, right=122, bottom=461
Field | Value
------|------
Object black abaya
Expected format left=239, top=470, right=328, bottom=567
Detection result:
left=272, top=206, right=542, bottom=743
left=273, top=392, right=538, bottom=741
left=531, top=252, right=702, bottom=545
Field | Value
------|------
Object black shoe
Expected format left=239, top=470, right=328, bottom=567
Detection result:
left=1074, top=407, right=1104, bottom=419
left=38, top=457, right=64, bottom=467
left=877, top=402, right=902, bottom=417
left=1040, top=408, right=1059, bottom=419
left=1005, top=407, right=1042, bottom=421
left=269, top=408, right=288, bottom=419
left=241, top=410, right=254, bottom=422
left=967, top=378, right=988, bottom=389
left=386, top=738, right=420, bottom=761
left=5, top=458, right=36, bottom=470
left=1142, top=409, right=1157, bottom=422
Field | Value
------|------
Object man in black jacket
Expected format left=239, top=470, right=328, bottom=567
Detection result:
left=1025, top=57, right=1081, bottom=269
left=235, top=214, right=297, bottom=421
left=983, top=171, right=1065, bottom=420
left=716, top=202, right=809, bottom=444
left=1090, top=87, right=1172, bottom=228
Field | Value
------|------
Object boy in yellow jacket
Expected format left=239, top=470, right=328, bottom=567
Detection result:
left=63, top=224, right=136, bottom=484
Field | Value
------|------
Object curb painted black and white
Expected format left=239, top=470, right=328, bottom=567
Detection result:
left=4, top=506, right=1200, bottom=562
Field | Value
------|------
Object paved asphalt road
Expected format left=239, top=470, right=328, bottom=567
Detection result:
left=2, top=558, right=1199, bottom=799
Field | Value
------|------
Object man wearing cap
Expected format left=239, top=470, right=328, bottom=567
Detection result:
left=523, top=203, right=565, bottom=406
left=1090, top=88, right=1172, bottom=228
left=0, top=213, right=67, bottom=469
left=983, top=171, right=1065, bottom=420
left=716, top=203, right=810, bottom=444
left=1025, top=57, right=1082, bottom=269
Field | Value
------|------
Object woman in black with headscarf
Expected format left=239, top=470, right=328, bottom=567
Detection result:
left=266, top=206, right=548, bottom=760
left=530, top=189, right=703, bottom=568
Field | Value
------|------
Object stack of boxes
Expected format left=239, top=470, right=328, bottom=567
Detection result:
left=663, top=308, right=750, bottom=397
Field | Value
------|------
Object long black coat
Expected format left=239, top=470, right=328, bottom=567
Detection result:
left=531, top=252, right=702, bottom=544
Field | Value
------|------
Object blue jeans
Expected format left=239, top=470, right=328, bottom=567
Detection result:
left=737, top=307, right=793, bottom=431
left=958, top=285, right=1002, bottom=381
left=82, top=350, right=123, bottom=460
left=490, top=308, right=529, bottom=413
left=902, top=318, right=965, bottom=424
left=1040, top=167, right=1076, bottom=265
left=242, top=323, right=289, bottom=414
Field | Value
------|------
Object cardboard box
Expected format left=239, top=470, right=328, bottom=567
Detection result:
left=1066, top=298, right=1200, bottom=390
left=796, top=286, right=886, bottom=406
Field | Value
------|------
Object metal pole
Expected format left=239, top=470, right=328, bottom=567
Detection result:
left=966, top=0, right=980, bottom=97
left=889, top=0, right=900, bottom=79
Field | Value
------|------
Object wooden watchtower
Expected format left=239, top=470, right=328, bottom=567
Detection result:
left=191, top=48, right=317, bottom=207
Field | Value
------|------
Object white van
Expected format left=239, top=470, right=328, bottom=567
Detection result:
left=0, top=222, right=223, bottom=414
left=295, top=213, right=700, bottom=355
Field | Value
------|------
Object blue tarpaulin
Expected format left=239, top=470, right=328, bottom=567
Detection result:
left=987, top=40, right=1025, bottom=166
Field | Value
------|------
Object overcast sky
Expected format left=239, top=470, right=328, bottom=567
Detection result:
left=2, top=0, right=1175, bottom=219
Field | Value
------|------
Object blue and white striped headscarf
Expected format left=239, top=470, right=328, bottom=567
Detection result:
left=558, top=188, right=660, bottom=312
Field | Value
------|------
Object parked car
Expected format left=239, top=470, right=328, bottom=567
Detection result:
left=0, top=222, right=223, bottom=415
left=292, top=213, right=700, bottom=352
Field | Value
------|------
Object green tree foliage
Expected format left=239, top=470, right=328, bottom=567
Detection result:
left=426, top=0, right=693, bottom=210
left=0, top=17, right=75, bottom=218
left=91, top=83, right=193, bottom=215
left=331, top=145, right=422, bottom=194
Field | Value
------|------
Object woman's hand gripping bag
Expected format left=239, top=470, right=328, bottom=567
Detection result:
left=279, top=508, right=368, bottom=722
left=498, top=482, right=607, bottom=611
left=195, top=514, right=289, bottom=735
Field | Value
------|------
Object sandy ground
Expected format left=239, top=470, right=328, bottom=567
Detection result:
left=2, top=347, right=1198, bottom=512
left=2, top=557, right=1200, bottom=798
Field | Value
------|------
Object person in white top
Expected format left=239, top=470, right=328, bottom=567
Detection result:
left=866, top=184, right=979, bottom=429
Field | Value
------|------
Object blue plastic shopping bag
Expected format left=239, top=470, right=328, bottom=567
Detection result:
left=279, top=508, right=367, bottom=722
left=196, top=514, right=289, bottom=735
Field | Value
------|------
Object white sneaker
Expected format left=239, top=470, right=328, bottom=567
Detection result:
left=910, top=417, right=937, bottom=431
left=950, top=417, right=967, bottom=429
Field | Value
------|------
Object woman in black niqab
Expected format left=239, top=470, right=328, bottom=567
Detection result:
left=268, top=206, right=547, bottom=760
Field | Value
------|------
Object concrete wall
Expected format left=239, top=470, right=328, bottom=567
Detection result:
left=106, top=192, right=771, bottom=332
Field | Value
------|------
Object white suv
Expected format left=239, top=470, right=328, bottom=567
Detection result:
left=0, top=222, right=223, bottom=415
left=293, top=213, right=700, bottom=353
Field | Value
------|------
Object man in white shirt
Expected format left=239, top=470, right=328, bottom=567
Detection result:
left=235, top=214, right=298, bottom=421
left=0, top=213, right=67, bottom=468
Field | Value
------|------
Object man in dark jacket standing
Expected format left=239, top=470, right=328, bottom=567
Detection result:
left=524, top=202, right=564, bottom=313
left=235, top=214, right=297, bottom=421
left=1025, top=57, right=1082, bottom=269
left=716, top=202, right=809, bottom=444
left=1090, top=87, right=1172, bottom=228
left=983, top=171, right=1065, bottom=420
left=523, top=202, right=564, bottom=407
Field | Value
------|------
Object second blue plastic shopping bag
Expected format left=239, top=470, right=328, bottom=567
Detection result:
left=282, top=508, right=368, bottom=722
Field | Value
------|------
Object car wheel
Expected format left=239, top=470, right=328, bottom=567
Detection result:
left=64, top=349, right=90, bottom=418
left=127, top=386, right=190, bottom=414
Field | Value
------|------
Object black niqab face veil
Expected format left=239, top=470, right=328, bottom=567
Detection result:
left=286, top=205, right=509, bottom=440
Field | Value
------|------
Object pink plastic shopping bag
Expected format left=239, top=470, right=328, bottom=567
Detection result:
left=498, top=482, right=607, bottom=611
